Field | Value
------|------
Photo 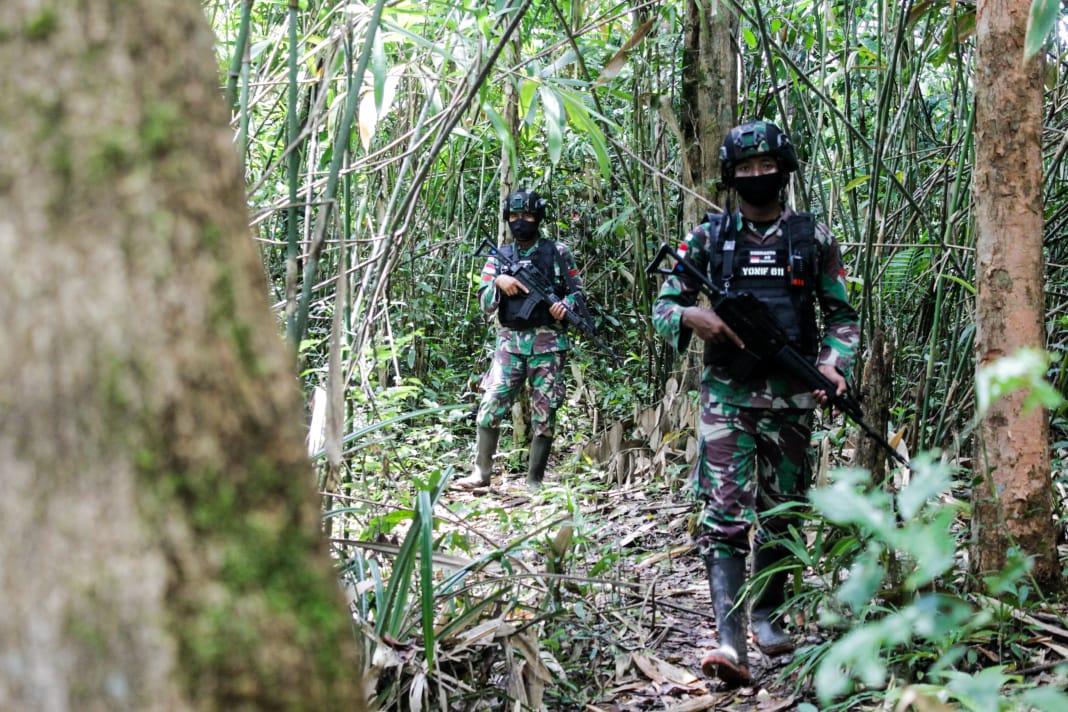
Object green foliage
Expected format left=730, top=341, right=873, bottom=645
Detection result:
left=976, top=348, right=1065, bottom=417
left=24, top=8, right=58, bottom=40
left=1025, top=0, right=1063, bottom=61
left=802, top=459, right=1068, bottom=710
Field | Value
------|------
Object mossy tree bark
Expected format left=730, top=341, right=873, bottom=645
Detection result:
left=972, top=0, right=1058, bottom=590
left=0, top=1, right=368, bottom=709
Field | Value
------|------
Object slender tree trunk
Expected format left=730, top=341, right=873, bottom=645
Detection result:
left=672, top=1, right=737, bottom=411
left=681, top=0, right=736, bottom=223
left=0, top=1, right=368, bottom=709
left=856, top=328, right=895, bottom=482
left=972, top=0, right=1058, bottom=590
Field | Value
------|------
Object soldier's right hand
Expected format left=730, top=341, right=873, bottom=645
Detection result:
left=682, top=307, right=745, bottom=349
left=495, top=274, right=529, bottom=296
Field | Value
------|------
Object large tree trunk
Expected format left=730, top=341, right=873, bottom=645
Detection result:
left=0, top=2, right=367, bottom=709
left=972, top=0, right=1057, bottom=589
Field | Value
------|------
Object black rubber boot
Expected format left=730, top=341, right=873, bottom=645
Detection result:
left=700, top=556, right=752, bottom=687
left=526, top=435, right=552, bottom=490
left=455, top=427, right=499, bottom=489
left=750, top=546, right=795, bottom=656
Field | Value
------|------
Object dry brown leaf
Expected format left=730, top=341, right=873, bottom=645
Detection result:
left=511, top=628, right=553, bottom=684
left=448, top=617, right=513, bottom=654
left=663, top=695, right=717, bottom=712
left=895, top=685, right=957, bottom=712
left=631, top=653, right=700, bottom=687
left=637, top=544, right=695, bottom=569
left=755, top=692, right=797, bottom=711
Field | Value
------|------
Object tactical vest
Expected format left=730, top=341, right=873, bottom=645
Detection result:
left=702, top=212, right=820, bottom=370
left=497, top=239, right=569, bottom=329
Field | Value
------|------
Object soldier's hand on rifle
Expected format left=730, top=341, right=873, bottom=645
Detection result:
left=682, top=307, right=745, bottom=349
left=495, top=274, right=529, bottom=296
left=813, top=365, right=847, bottom=410
left=549, top=301, right=567, bottom=321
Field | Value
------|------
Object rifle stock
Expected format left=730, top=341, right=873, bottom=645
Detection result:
left=476, top=239, right=622, bottom=366
left=647, top=243, right=908, bottom=467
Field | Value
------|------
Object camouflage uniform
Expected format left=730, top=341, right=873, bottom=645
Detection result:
left=476, top=238, right=584, bottom=439
left=652, top=207, right=859, bottom=558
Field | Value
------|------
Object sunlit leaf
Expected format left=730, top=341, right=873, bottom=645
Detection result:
left=1024, top=0, right=1061, bottom=62
left=540, top=85, right=564, bottom=164
left=896, top=455, right=951, bottom=521
left=943, top=666, right=1016, bottom=711
left=372, top=32, right=387, bottom=112
left=556, top=89, right=612, bottom=179
left=483, top=102, right=517, bottom=171
left=836, top=545, right=886, bottom=612
left=843, top=174, right=870, bottom=192
left=975, top=348, right=1064, bottom=416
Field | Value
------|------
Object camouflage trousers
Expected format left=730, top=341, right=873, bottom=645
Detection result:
left=476, top=349, right=567, bottom=438
left=690, top=397, right=814, bottom=559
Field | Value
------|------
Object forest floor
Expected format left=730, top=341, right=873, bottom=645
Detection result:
left=441, top=461, right=815, bottom=712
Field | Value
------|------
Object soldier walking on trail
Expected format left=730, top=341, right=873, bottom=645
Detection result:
left=651, top=121, right=860, bottom=686
left=455, top=188, right=586, bottom=492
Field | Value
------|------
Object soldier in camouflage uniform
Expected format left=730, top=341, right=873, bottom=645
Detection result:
left=652, top=121, right=860, bottom=686
left=455, top=188, right=585, bottom=491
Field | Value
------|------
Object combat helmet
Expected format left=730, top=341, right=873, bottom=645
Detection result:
left=719, top=120, right=799, bottom=187
left=503, top=188, right=547, bottom=222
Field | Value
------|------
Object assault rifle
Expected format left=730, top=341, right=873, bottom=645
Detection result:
left=476, top=239, right=622, bottom=366
left=647, top=242, right=909, bottom=467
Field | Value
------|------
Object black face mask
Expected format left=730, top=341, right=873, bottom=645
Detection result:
left=509, top=219, right=539, bottom=243
left=734, top=173, right=783, bottom=207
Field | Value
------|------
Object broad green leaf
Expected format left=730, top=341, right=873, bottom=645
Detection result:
left=907, top=594, right=974, bottom=641
left=539, top=86, right=564, bottom=165
left=901, top=508, right=959, bottom=589
left=1024, top=0, right=1061, bottom=62
left=976, top=348, right=1064, bottom=416
left=556, top=90, right=612, bottom=179
left=943, top=666, right=1016, bottom=712
left=809, top=468, right=898, bottom=541
left=519, top=76, right=538, bottom=120
left=483, top=103, right=517, bottom=171
left=372, top=32, right=386, bottom=112
left=843, top=174, right=870, bottom=192
left=815, top=623, right=892, bottom=702
left=1019, top=684, right=1068, bottom=711
left=836, top=545, right=886, bottom=612
left=896, top=455, right=951, bottom=521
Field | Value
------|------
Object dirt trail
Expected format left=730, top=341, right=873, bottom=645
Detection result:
left=445, top=470, right=813, bottom=711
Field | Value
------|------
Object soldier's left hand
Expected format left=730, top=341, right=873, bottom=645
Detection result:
left=549, top=302, right=567, bottom=321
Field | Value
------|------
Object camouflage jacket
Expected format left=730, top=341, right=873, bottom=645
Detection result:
left=652, top=207, right=860, bottom=409
left=479, top=238, right=584, bottom=355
